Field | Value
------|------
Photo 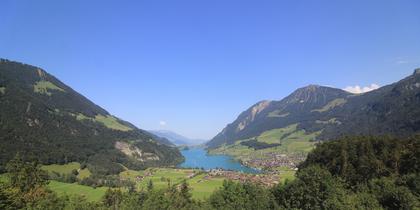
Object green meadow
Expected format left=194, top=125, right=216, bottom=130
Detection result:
left=33, top=80, right=65, bottom=96
left=41, top=162, right=80, bottom=174
left=41, top=162, right=92, bottom=179
left=71, top=112, right=133, bottom=131
left=209, top=123, right=319, bottom=161
left=272, top=166, right=297, bottom=183
left=120, top=168, right=225, bottom=200
left=187, top=174, right=225, bottom=200
left=18, top=166, right=225, bottom=201
left=48, top=181, right=108, bottom=202
left=0, top=172, right=105, bottom=202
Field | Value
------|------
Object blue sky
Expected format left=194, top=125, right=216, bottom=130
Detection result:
left=1, top=0, right=420, bottom=140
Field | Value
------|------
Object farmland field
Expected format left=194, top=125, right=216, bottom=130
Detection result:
left=187, top=174, right=225, bottom=200
left=48, top=181, right=108, bottom=202
left=41, top=162, right=80, bottom=174
left=44, top=168, right=224, bottom=201
left=41, top=162, right=92, bottom=179
left=120, top=168, right=225, bottom=199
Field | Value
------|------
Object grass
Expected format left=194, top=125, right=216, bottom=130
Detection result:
left=2, top=167, right=226, bottom=201
left=78, top=168, right=92, bottom=179
left=0, top=173, right=9, bottom=183
left=75, top=113, right=91, bottom=121
left=48, top=181, right=108, bottom=202
left=208, top=143, right=254, bottom=161
left=273, top=167, right=296, bottom=183
left=1, top=173, right=104, bottom=202
left=41, top=162, right=92, bottom=179
left=120, top=169, right=144, bottom=181
left=267, top=110, right=289, bottom=118
left=210, top=123, right=319, bottom=160
left=71, top=113, right=132, bottom=131
left=94, top=115, right=133, bottom=131
left=135, top=168, right=194, bottom=190
left=42, top=162, right=81, bottom=174
left=279, top=129, right=320, bottom=153
left=257, top=124, right=298, bottom=144
left=316, top=118, right=341, bottom=125
left=119, top=168, right=224, bottom=200
left=280, top=170, right=296, bottom=183
left=188, top=174, right=225, bottom=200
left=312, top=98, right=346, bottom=112
left=33, top=80, right=65, bottom=96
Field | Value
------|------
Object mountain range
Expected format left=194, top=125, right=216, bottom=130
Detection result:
left=149, top=130, right=207, bottom=145
left=0, top=59, right=183, bottom=175
left=2, top=58, right=419, bottom=175
left=207, top=69, right=420, bottom=149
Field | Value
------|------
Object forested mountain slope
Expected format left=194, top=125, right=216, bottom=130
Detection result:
left=0, top=59, right=183, bottom=175
left=208, top=69, right=420, bottom=149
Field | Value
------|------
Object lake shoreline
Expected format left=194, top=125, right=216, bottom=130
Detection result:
left=178, top=148, right=260, bottom=174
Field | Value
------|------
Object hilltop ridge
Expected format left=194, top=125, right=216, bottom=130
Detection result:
left=0, top=59, right=184, bottom=175
left=207, top=68, right=420, bottom=149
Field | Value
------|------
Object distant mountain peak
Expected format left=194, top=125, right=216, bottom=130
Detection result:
left=207, top=68, right=420, bottom=149
left=149, top=130, right=206, bottom=145
left=302, top=84, right=321, bottom=89
left=285, top=85, right=350, bottom=105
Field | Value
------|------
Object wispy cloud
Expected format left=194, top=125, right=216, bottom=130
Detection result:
left=343, top=84, right=380, bottom=94
left=396, top=60, right=409, bottom=64
left=394, top=56, right=420, bottom=65
left=159, top=121, right=167, bottom=126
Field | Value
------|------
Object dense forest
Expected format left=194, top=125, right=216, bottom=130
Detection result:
left=240, top=139, right=281, bottom=150
left=0, top=59, right=184, bottom=175
left=1, top=135, right=418, bottom=210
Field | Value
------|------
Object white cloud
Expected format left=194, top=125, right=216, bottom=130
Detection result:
left=159, top=121, right=167, bottom=126
left=396, top=60, right=409, bottom=64
left=343, top=84, right=380, bottom=94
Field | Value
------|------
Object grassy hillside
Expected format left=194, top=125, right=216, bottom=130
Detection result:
left=1, top=167, right=226, bottom=201
left=0, top=172, right=105, bottom=202
left=0, top=59, right=184, bottom=175
left=209, top=124, right=319, bottom=163
left=2, top=136, right=418, bottom=209
left=42, top=162, right=92, bottom=180
left=48, top=181, right=108, bottom=202
left=187, top=174, right=225, bottom=200
left=42, top=162, right=81, bottom=174
left=119, top=168, right=225, bottom=200
left=208, top=69, right=420, bottom=152
left=207, top=86, right=351, bottom=149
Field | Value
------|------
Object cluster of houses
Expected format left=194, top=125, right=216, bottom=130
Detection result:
left=133, top=169, right=198, bottom=183
left=126, top=167, right=285, bottom=188
left=243, top=153, right=305, bottom=171
left=206, top=169, right=280, bottom=187
left=133, top=170, right=154, bottom=182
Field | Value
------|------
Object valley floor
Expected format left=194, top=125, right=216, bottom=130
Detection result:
left=1, top=163, right=293, bottom=202
left=208, top=124, right=319, bottom=172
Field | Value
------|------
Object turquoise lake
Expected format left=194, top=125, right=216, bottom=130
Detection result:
left=179, top=148, right=260, bottom=173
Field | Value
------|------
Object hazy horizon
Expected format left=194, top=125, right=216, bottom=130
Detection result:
left=1, top=0, right=419, bottom=139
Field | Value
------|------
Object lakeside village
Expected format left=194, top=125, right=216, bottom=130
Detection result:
left=242, top=152, right=305, bottom=172
left=129, top=153, right=303, bottom=188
